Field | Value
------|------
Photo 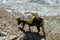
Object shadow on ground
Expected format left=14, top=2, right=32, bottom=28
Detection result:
left=18, top=27, right=46, bottom=40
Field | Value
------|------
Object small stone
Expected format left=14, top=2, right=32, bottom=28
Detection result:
left=0, top=37, right=5, bottom=40
left=41, top=38, right=45, bottom=40
left=0, top=31, right=7, bottom=36
left=8, top=35, right=18, bottom=40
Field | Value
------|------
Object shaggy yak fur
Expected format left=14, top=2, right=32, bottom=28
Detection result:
left=15, top=17, right=45, bottom=34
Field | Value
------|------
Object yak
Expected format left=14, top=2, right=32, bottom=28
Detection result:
left=15, top=17, right=45, bottom=35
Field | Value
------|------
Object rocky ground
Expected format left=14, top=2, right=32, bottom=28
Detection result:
left=0, top=9, right=45, bottom=40
left=43, top=16, right=60, bottom=40
left=0, top=8, right=60, bottom=40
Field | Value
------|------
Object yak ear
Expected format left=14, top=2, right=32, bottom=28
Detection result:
left=15, top=17, right=20, bottom=20
left=15, top=17, right=18, bottom=20
left=15, top=18, right=17, bottom=20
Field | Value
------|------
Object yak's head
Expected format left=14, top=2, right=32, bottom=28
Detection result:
left=15, top=17, right=22, bottom=25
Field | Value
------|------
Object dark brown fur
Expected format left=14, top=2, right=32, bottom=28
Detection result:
left=15, top=17, right=45, bottom=35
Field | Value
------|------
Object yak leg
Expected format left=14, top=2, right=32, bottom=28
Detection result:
left=40, top=23, right=45, bottom=38
left=41, top=26, right=45, bottom=35
left=29, top=25, right=31, bottom=32
left=22, top=22, right=25, bottom=29
left=41, top=23, right=45, bottom=34
left=18, top=22, right=25, bottom=31
left=36, top=25, right=40, bottom=34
